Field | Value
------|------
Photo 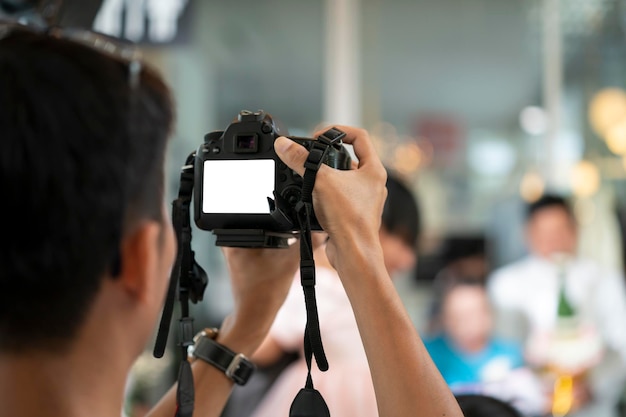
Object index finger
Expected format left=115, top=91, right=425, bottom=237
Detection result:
left=313, top=125, right=380, bottom=169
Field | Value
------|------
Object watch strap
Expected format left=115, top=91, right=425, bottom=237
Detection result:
left=192, top=335, right=256, bottom=385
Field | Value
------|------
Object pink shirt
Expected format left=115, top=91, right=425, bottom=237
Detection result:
left=252, top=267, right=378, bottom=417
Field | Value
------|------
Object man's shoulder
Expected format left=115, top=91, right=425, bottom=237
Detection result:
left=489, top=257, right=534, bottom=284
left=487, top=257, right=536, bottom=307
left=568, top=257, right=625, bottom=288
left=571, top=257, right=610, bottom=275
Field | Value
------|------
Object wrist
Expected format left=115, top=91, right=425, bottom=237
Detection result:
left=217, top=304, right=278, bottom=357
left=330, top=229, right=385, bottom=276
left=190, top=327, right=256, bottom=386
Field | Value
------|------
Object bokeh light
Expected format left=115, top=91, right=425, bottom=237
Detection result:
left=571, top=160, right=600, bottom=198
left=520, top=171, right=545, bottom=202
left=393, top=143, right=423, bottom=175
left=588, top=88, right=626, bottom=137
left=605, top=120, right=626, bottom=155
left=519, top=106, right=548, bottom=136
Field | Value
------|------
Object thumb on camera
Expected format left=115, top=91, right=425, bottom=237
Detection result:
left=275, top=136, right=308, bottom=177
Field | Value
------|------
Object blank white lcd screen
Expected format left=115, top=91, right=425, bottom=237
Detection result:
left=202, top=159, right=275, bottom=214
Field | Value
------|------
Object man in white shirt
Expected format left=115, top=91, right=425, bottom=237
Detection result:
left=488, top=194, right=626, bottom=417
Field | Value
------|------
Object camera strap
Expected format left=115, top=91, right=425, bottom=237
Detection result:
left=290, top=128, right=346, bottom=417
left=153, top=155, right=208, bottom=417
left=289, top=202, right=330, bottom=417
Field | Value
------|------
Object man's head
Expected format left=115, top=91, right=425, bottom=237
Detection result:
left=0, top=29, right=175, bottom=354
left=526, top=194, right=577, bottom=259
left=379, top=173, right=420, bottom=275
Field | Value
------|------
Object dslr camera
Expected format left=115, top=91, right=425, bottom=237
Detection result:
left=193, top=110, right=352, bottom=247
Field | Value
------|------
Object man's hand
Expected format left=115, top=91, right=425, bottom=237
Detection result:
left=274, top=126, right=463, bottom=417
left=222, top=245, right=299, bottom=308
left=274, top=126, right=388, bottom=270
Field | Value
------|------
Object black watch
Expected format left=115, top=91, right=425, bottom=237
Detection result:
left=189, top=328, right=256, bottom=386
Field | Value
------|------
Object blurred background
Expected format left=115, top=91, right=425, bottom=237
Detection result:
left=5, top=0, right=626, bottom=415
left=75, top=0, right=626, bottom=330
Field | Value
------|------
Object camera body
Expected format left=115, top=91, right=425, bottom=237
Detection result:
left=193, top=110, right=351, bottom=247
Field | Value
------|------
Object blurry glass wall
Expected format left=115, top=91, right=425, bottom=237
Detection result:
left=72, top=0, right=626, bottom=324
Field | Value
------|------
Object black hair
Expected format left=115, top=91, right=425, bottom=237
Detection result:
left=0, top=30, right=174, bottom=352
left=436, top=273, right=486, bottom=295
left=441, top=236, right=486, bottom=265
left=382, top=172, right=421, bottom=249
left=455, top=394, right=523, bottom=417
left=527, top=194, right=573, bottom=221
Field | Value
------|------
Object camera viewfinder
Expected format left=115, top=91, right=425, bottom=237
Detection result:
left=235, top=133, right=258, bottom=153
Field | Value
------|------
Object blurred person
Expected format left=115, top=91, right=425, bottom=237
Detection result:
left=424, top=279, right=544, bottom=415
left=0, top=25, right=464, bottom=417
left=248, top=174, right=420, bottom=417
left=488, top=194, right=626, bottom=417
left=440, top=237, right=490, bottom=282
left=427, top=236, right=489, bottom=334
left=379, top=172, right=422, bottom=275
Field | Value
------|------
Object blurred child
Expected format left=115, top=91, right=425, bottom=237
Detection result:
left=425, top=278, right=545, bottom=415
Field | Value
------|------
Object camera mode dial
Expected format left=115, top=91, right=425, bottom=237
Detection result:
left=238, top=110, right=265, bottom=122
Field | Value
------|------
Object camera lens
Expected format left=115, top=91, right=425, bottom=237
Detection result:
left=235, top=134, right=258, bottom=153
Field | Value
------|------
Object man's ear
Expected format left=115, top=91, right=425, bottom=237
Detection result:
left=117, top=221, right=162, bottom=303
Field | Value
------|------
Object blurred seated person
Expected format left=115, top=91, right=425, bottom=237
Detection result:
left=425, top=278, right=545, bottom=415
left=439, top=236, right=490, bottom=282
left=427, top=236, right=489, bottom=334
left=488, top=194, right=626, bottom=417
left=248, top=173, right=420, bottom=417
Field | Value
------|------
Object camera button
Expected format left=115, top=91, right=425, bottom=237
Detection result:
left=261, top=122, right=273, bottom=133
left=211, top=147, right=221, bottom=154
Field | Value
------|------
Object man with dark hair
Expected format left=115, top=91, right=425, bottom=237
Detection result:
left=0, top=24, right=173, bottom=355
left=0, top=26, right=463, bottom=417
left=380, top=172, right=421, bottom=274
left=488, top=194, right=626, bottom=417
left=526, top=194, right=573, bottom=219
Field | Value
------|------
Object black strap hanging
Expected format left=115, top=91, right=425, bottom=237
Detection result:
left=296, top=200, right=328, bottom=372
left=288, top=202, right=330, bottom=417
left=289, top=128, right=346, bottom=417
left=153, top=154, right=208, bottom=417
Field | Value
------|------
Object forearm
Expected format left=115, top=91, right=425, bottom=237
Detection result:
left=334, top=238, right=462, bottom=417
left=147, top=291, right=285, bottom=417
left=146, top=358, right=232, bottom=417
left=252, top=335, right=287, bottom=367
